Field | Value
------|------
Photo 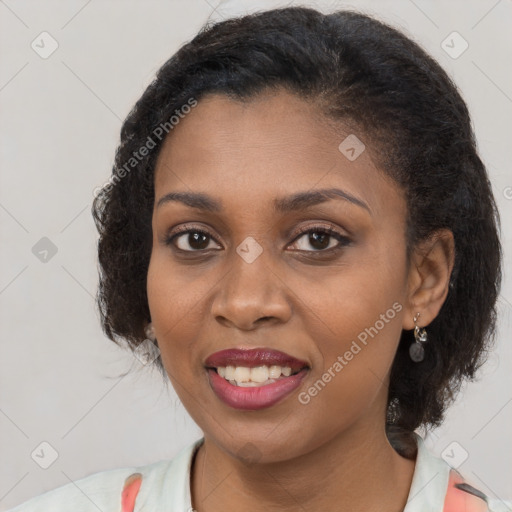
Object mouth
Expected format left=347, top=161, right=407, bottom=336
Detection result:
left=213, top=364, right=303, bottom=386
left=204, top=348, right=310, bottom=410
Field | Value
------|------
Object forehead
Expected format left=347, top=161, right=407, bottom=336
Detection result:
left=153, top=90, right=404, bottom=218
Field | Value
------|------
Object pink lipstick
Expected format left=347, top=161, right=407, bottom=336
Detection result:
left=205, top=348, right=309, bottom=410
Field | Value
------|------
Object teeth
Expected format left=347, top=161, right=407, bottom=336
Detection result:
left=236, top=379, right=276, bottom=387
left=268, top=365, right=281, bottom=379
left=214, top=365, right=299, bottom=386
left=233, top=366, right=251, bottom=383
left=282, top=367, right=292, bottom=377
left=225, top=366, right=235, bottom=380
left=250, top=366, right=269, bottom=383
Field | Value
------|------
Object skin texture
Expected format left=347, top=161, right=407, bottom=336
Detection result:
left=147, top=89, right=455, bottom=511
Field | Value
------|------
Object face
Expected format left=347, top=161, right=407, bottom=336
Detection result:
left=147, top=89, right=410, bottom=463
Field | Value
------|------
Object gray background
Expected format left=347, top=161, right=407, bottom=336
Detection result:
left=0, top=0, right=511, bottom=509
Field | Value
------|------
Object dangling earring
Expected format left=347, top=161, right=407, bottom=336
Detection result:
left=145, top=322, right=157, bottom=344
left=409, top=313, right=427, bottom=362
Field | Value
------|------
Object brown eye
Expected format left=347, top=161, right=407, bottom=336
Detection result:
left=166, top=228, right=221, bottom=252
left=289, top=226, right=350, bottom=252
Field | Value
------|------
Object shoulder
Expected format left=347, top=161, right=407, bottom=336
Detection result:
left=407, top=434, right=511, bottom=512
left=6, top=439, right=203, bottom=512
left=5, top=461, right=168, bottom=512
left=443, top=470, right=512, bottom=512
left=444, top=469, right=491, bottom=512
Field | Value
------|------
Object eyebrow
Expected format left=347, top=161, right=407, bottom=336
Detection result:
left=156, top=188, right=371, bottom=215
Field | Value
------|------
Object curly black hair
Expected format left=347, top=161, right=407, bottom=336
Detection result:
left=92, top=7, right=502, bottom=457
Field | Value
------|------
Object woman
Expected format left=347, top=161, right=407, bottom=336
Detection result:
left=8, top=6, right=507, bottom=512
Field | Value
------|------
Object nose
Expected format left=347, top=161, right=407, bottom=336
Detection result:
left=211, top=249, right=292, bottom=331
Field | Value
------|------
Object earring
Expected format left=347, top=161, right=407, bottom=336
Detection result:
left=409, top=313, right=427, bottom=362
left=145, top=322, right=157, bottom=344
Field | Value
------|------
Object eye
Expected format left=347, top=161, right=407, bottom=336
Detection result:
left=164, top=223, right=350, bottom=254
left=289, top=224, right=351, bottom=252
left=165, top=226, right=221, bottom=252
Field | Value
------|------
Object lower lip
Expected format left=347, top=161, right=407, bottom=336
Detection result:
left=207, top=368, right=309, bottom=410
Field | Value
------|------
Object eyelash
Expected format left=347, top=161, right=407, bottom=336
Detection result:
left=164, top=223, right=351, bottom=255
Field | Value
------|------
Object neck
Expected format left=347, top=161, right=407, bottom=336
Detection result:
left=191, top=422, right=416, bottom=512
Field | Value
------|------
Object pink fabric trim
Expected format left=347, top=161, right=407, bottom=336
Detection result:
left=442, top=470, right=488, bottom=512
left=121, top=473, right=143, bottom=512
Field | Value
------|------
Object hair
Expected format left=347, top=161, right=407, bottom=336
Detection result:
left=92, top=6, right=502, bottom=457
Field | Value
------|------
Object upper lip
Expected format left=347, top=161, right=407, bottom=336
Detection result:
left=204, top=348, right=309, bottom=371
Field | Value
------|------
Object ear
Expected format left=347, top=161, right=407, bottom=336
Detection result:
left=402, top=229, right=455, bottom=330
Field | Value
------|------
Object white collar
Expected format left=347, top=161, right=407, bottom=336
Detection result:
left=404, top=432, right=451, bottom=511
left=157, top=433, right=450, bottom=510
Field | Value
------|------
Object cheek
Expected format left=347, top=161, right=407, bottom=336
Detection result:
left=293, top=239, right=406, bottom=410
left=146, top=253, right=205, bottom=370
left=296, top=236, right=406, bottom=348
left=300, top=291, right=403, bottom=401
left=296, top=297, right=404, bottom=439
